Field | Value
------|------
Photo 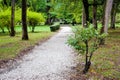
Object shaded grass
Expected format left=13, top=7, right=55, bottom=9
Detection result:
left=73, top=28, right=120, bottom=80
left=0, top=26, right=54, bottom=60
left=89, top=28, right=120, bottom=79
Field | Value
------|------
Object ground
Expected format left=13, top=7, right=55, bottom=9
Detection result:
left=0, top=25, right=120, bottom=80
left=70, top=28, right=120, bottom=80
left=0, top=26, right=77, bottom=80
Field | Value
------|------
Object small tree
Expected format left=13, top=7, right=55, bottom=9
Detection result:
left=27, top=10, right=46, bottom=32
left=0, top=9, right=11, bottom=33
left=67, top=25, right=107, bottom=74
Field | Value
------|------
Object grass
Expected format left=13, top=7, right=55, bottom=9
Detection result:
left=0, top=25, right=54, bottom=60
left=0, top=25, right=51, bottom=33
left=90, top=28, right=120, bottom=79
left=75, top=28, right=120, bottom=80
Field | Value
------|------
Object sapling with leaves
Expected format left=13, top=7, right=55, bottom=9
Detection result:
left=67, top=25, right=107, bottom=74
left=27, top=10, right=46, bottom=32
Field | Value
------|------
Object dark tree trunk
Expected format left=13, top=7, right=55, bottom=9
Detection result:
left=82, top=0, right=89, bottom=27
left=46, top=14, right=51, bottom=25
left=10, top=0, right=15, bottom=37
left=83, top=41, right=91, bottom=74
left=101, top=0, right=106, bottom=34
left=46, top=0, right=51, bottom=25
left=110, top=1, right=118, bottom=29
left=82, top=7, right=87, bottom=27
left=93, top=0, right=97, bottom=29
left=99, top=0, right=107, bottom=45
left=22, top=0, right=29, bottom=40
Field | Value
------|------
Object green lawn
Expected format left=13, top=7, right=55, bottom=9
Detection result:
left=90, top=28, right=120, bottom=79
left=0, top=25, right=51, bottom=33
left=0, top=25, right=54, bottom=60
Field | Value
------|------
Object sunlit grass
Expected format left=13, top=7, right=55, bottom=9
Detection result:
left=0, top=25, right=51, bottom=33
left=0, top=26, right=54, bottom=60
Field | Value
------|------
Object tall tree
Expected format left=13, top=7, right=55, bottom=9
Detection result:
left=82, top=6, right=87, bottom=27
left=92, top=0, right=97, bottom=29
left=82, top=0, right=89, bottom=27
left=110, top=0, right=119, bottom=29
left=45, top=0, right=51, bottom=25
left=22, top=0, right=28, bottom=40
left=101, top=0, right=106, bottom=34
left=104, top=0, right=113, bottom=33
left=10, top=0, right=15, bottom=36
left=100, top=0, right=113, bottom=45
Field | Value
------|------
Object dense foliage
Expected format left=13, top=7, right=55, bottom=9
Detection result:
left=27, top=10, right=46, bottom=32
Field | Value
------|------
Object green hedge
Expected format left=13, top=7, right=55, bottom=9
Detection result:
left=50, top=22, right=60, bottom=32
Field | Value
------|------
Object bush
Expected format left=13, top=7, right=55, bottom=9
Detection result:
left=27, top=10, right=46, bottom=32
left=15, top=8, right=21, bottom=25
left=0, top=8, right=11, bottom=33
left=0, top=8, right=21, bottom=33
left=50, top=22, right=60, bottom=32
left=67, top=25, right=107, bottom=74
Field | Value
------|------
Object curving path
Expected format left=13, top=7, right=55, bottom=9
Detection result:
left=0, top=25, right=77, bottom=80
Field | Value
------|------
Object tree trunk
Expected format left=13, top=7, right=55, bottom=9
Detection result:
left=46, top=14, right=51, bottom=25
left=46, top=0, right=51, bottom=25
left=110, top=1, right=118, bottom=29
left=100, top=0, right=113, bottom=45
left=83, top=41, right=91, bottom=74
left=10, top=0, right=15, bottom=36
left=82, top=7, right=87, bottom=27
left=104, top=0, right=113, bottom=33
left=101, top=0, right=106, bottom=34
left=82, top=0, right=89, bottom=27
left=22, top=0, right=29, bottom=40
left=99, top=0, right=106, bottom=45
left=93, top=0, right=97, bottom=29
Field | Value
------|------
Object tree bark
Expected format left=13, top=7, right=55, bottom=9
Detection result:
left=82, top=0, right=89, bottom=27
left=83, top=40, right=91, bottom=74
left=46, top=0, right=51, bottom=25
left=82, top=7, right=87, bottom=27
left=104, top=0, right=113, bottom=33
left=10, top=0, right=15, bottom=36
left=93, top=0, right=97, bottom=29
left=110, top=1, right=118, bottom=29
left=22, top=0, right=29, bottom=40
left=101, top=0, right=106, bottom=34
left=99, top=0, right=113, bottom=45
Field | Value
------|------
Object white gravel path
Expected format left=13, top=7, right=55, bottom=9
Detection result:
left=0, top=25, right=76, bottom=80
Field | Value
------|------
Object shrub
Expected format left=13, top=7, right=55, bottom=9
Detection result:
left=15, top=8, right=21, bottom=25
left=27, top=10, right=46, bottom=32
left=0, top=8, right=11, bottom=33
left=50, top=22, right=60, bottom=32
left=67, top=25, right=107, bottom=74
left=0, top=8, right=21, bottom=33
